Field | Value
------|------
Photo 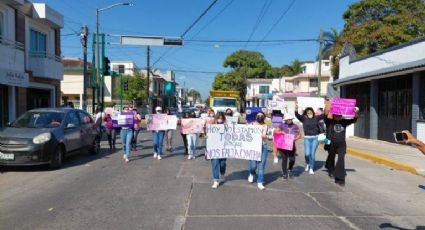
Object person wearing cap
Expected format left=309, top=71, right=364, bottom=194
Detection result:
left=152, top=106, right=165, bottom=160
left=274, top=114, right=302, bottom=180
left=324, top=105, right=359, bottom=186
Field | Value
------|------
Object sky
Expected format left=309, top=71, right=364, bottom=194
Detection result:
left=34, top=0, right=358, bottom=100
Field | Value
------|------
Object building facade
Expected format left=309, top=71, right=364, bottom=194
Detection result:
left=283, top=60, right=332, bottom=96
left=333, top=37, right=425, bottom=142
left=246, top=78, right=282, bottom=107
left=61, top=59, right=93, bottom=110
left=0, top=1, right=63, bottom=127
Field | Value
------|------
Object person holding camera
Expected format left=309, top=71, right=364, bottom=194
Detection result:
left=402, top=130, right=425, bottom=155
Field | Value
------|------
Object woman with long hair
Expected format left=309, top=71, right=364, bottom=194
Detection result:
left=295, top=103, right=326, bottom=174
left=210, top=112, right=227, bottom=189
left=163, top=108, right=173, bottom=152
left=247, top=112, right=269, bottom=190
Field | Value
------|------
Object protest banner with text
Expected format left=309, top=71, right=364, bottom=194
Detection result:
left=297, top=97, right=325, bottom=110
left=273, top=133, right=295, bottom=151
left=146, top=114, right=177, bottom=131
left=331, top=98, right=357, bottom=118
left=117, top=112, right=134, bottom=128
left=206, top=124, right=263, bottom=161
left=181, top=118, right=205, bottom=134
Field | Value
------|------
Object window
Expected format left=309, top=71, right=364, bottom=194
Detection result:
left=64, top=111, right=80, bottom=127
left=30, top=29, right=47, bottom=55
left=78, top=111, right=93, bottom=125
left=324, top=62, right=330, bottom=67
left=259, top=85, right=269, bottom=94
left=118, top=65, right=125, bottom=74
left=309, top=79, right=318, bottom=87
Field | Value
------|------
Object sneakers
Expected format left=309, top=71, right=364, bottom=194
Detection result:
left=188, top=155, right=195, bottom=160
left=153, top=153, right=158, bottom=159
left=257, top=183, right=265, bottom=190
left=282, top=173, right=288, bottom=180
left=273, top=157, right=279, bottom=164
left=123, top=156, right=129, bottom=163
left=212, top=181, right=219, bottom=189
left=305, top=164, right=310, bottom=172
left=248, top=174, right=254, bottom=183
left=309, top=168, right=314, bottom=175
left=157, top=155, right=162, bottom=160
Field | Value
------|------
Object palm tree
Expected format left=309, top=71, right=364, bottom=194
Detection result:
left=281, top=59, right=303, bottom=76
left=321, top=27, right=341, bottom=60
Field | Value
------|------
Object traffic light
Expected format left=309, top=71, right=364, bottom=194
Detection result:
left=165, top=82, right=173, bottom=95
left=123, top=80, right=129, bottom=91
left=103, top=57, right=111, bottom=75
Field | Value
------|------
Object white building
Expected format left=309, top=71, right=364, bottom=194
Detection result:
left=283, top=60, right=332, bottom=96
left=332, top=38, right=425, bottom=142
left=246, top=78, right=283, bottom=107
left=0, top=1, right=63, bottom=127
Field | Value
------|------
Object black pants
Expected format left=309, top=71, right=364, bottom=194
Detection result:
left=106, top=128, right=117, bottom=148
left=279, top=148, right=296, bottom=174
left=325, top=141, right=347, bottom=181
left=181, top=133, right=188, bottom=155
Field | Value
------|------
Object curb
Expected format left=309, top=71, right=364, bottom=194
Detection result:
left=346, top=148, right=418, bottom=175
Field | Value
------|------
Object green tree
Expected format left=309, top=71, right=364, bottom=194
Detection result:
left=115, top=72, right=147, bottom=105
left=331, top=0, right=425, bottom=77
left=322, top=28, right=341, bottom=60
left=281, top=59, right=303, bottom=76
left=188, top=89, right=202, bottom=103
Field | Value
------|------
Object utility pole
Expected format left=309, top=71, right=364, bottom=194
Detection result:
left=318, top=29, right=323, bottom=96
left=80, top=25, right=88, bottom=111
left=146, top=46, right=150, bottom=112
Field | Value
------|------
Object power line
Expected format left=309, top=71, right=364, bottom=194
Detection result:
left=255, top=0, right=297, bottom=49
left=189, top=0, right=235, bottom=39
left=181, top=0, right=220, bottom=38
left=244, top=0, right=273, bottom=48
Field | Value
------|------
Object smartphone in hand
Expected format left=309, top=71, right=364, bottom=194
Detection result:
left=393, top=132, right=408, bottom=143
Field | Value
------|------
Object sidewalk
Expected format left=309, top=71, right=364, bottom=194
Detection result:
left=346, top=137, right=425, bottom=177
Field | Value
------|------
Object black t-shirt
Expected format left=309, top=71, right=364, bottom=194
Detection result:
left=295, top=112, right=325, bottom=136
left=325, top=117, right=357, bottom=143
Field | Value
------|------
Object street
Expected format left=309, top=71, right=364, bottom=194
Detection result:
left=1, top=130, right=424, bottom=230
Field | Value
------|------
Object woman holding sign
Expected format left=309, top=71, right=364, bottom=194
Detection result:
left=164, top=108, right=174, bottom=152
left=295, top=103, right=326, bottom=175
left=120, top=106, right=133, bottom=163
left=247, top=112, right=269, bottom=190
left=186, top=112, right=199, bottom=160
left=324, top=107, right=359, bottom=186
left=274, top=114, right=301, bottom=180
left=179, top=112, right=190, bottom=155
left=211, top=112, right=228, bottom=189
left=152, top=107, right=165, bottom=160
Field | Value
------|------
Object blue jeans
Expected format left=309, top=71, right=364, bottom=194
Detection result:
left=211, top=159, right=227, bottom=182
left=304, top=136, right=319, bottom=170
left=152, top=131, right=165, bottom=155
left=249, top=143, right=268, bottom=183
left=186, top=134, right=198, bottom=156
left=120, top=128, right=133, bottom=158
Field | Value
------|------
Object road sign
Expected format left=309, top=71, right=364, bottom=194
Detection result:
left=120, top=35, right=183, bottom=47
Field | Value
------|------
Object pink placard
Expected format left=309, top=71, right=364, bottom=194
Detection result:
left=273, top=133, right=295, bottom=151
left=181, top=118, right=205, bottom=134
left=331, top=98, right=357, bottom=117
left=204, top=117, right=215, bottom=125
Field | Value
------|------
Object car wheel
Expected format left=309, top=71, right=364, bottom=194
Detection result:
left=89, top=135, right=100, bottom=155
left=50, top=146, right=63, bottom=169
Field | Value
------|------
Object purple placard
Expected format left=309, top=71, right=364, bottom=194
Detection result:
left=117, top=112, right=134, bottom=128
left=272, top=116, right=283, bottom=128
left=331, top=98, right=357, bottom=117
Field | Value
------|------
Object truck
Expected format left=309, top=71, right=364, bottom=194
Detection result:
left=209, top=90, right=240, bottom=117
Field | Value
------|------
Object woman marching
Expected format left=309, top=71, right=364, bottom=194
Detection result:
left=179, top=112, right=190, bottom=155
left=163, top=108, right=173, bottom=152
left=131, top=108, right=142, bottom=151
left=152, top=107, right=165, bottom=160
left=247, top=112, right=269, bottom=190
left=324, top=107, right=359, bottom=186
left=186, top=111, right=199, bottom=160
left=295, top=103, right=326, bottom=174
left=210, top=112, right=228, bottom=189
left=274, top=114, right=302, bottom=179
left=120, top=106, right=133, bottom=163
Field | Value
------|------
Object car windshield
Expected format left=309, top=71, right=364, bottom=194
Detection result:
left=11, top=111, right=65, bottom=128
left=213, top=98, right=237, bottom=107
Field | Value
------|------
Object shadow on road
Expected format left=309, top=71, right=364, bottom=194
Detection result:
left=379, top=223, right=425, bottom=230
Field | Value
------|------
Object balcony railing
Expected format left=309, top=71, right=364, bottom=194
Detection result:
left=29, top=51, right=62, bottom=62
left=0, top=36, right=24, bottom=51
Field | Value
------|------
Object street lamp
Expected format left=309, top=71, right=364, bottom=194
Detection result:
left=95, top=2, right=134, bottom=111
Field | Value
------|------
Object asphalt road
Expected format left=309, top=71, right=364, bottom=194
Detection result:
left=1, top=130, right=425, bottom=230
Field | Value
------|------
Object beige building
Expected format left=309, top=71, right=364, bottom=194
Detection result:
left=283, top=60, right=333, bottom=96
left=0, top=1, right=63, bottom=127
